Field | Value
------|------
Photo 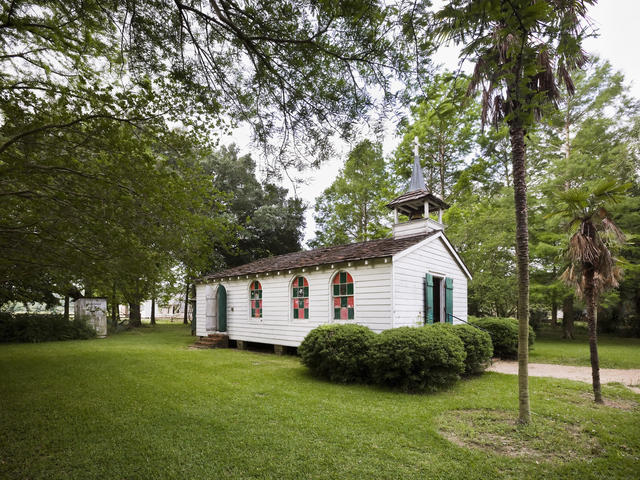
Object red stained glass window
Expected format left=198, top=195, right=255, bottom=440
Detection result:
left=332, top=271, right=354, bottom=320
left=292, top=276, right=309, bottom=319
left=250, top=280, right=262, bottom=318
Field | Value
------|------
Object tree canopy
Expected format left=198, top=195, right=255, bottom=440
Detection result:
left=310, top=140, right=395, bottom=247
left=0, top=0, right=405, bottom=311
left=201, top=144, right=305, bottom=269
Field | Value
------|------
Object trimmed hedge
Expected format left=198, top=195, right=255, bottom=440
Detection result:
left=298, top=324, right=375, bottom=383
left=468, top=317, right=535, bottom=359
left=368, top=326, right=466, bottom=392
left=448, top=324, right=493, bottom=375
left=0, top=313, right=96, bottom=343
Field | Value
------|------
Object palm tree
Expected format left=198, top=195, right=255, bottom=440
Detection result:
left=555, top=179, right=628, bottom=403
left=432, top=0, right=594, bottom=424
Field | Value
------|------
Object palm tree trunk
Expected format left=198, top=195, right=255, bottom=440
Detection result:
left=584, top=266, right=603, bottom=403
left=510, top=124, right=531, bottom=424
left=562, top=295, right=575, bottom=339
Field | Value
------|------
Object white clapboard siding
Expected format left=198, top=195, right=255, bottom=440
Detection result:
left=392, top=218, right=429, bottom=239
left=392, top=235, right=468, bottom=327
left=198, top=260, right=393, bottom=346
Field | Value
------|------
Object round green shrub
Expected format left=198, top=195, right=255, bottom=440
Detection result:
left=449, top=324, right=493, bottom=375
left=468, top=317, right=535, bottom=359
left=368, top=326, right=465, bottom=393
left=298, top=324, right=375, bottom=383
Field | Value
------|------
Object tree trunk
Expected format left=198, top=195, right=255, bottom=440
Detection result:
left=584, top=266, right=603, bottom=403
left=111, top=284, right=118, bottom=329
left=111, top=300, right=118, bottom=328
left=129, top=302, right=142, bottom=328
left=551, top=300, right=558, bottom=327
left=562, top=295, right=575, bottom=339
left=183, top=282, right=190, bottom=325
left=504, top=153, right=511, bottom=187
left=564, top=114, right=571, bottom=160
left=510, top=124, right=531, bottom=424
left=150, top=298, right=156, bottom=325
left=63, top=295, right=70, bottom=321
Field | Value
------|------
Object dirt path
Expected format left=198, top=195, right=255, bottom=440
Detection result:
left=488, top=360, right=640, bottom=394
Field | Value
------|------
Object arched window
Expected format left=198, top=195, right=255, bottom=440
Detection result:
left=332, top=271, right=354, bottom=320
left=250, top=280, right=262, bottom=318
left=292, top=276, right=309, bottom=319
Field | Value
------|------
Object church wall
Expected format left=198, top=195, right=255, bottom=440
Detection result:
left=196, top=259, right=393, bottom=347
left=392, top=235, right=468, bottom=327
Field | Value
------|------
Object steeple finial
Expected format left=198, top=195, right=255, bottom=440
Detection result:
left=409, top=136, right=425, bottom=192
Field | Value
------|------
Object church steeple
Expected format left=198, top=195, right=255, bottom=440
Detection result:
left=386, top=136, right=449, bottom=238
left=409, top=136, right=425, bottom=192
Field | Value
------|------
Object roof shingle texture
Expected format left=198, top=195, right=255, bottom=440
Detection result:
left=201, top=232, right=436, bottom=281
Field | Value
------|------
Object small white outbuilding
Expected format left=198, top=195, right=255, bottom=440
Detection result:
left=194, top=153, right=472, bottom=349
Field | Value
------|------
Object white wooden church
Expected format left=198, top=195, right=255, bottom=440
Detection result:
left=194, top=149, right=471, bottom=349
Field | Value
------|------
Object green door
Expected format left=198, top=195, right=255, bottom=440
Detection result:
left=217, top=285, right=227, bottom=332
left=424, top=273, right=434, bottom=325
left=444, top=277, right=453, bottom=324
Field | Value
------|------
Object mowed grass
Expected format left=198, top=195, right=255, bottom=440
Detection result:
left=1, top=325, right=639, bottom=480
left=530, top=327, right=640, bottom=369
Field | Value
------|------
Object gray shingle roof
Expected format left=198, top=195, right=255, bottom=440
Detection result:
left=200, top=232, right=437, bottom=281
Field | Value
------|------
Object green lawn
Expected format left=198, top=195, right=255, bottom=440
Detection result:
left=1, top=325, right=638, bottom=480
left=530, top=327, right=640, bottom=369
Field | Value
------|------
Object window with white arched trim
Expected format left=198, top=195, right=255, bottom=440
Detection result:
left=250, top=280, right=262, bottom=318
left=332, top=271, right=354, bottom=320
left=291, top=276, right=309, bottom=319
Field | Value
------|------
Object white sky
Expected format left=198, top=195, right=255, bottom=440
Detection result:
left=220, top=1, right=640, bottom=244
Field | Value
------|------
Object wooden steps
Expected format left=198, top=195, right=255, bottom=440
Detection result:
left=190, top=333, right=229, bottom=349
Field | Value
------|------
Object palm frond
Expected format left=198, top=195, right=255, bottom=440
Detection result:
left=535, top=47, right=561, bottom=103
left=568, top=228, right=598, bottom=264
left=557, top=60, right=575, bottom=95
left=600, top=214, right=626, bottom=244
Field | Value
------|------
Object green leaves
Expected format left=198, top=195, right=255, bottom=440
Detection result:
left=432, top=0, right=596, bottom=130
left=310, top=140, right=393, bottom=247
left=393, top=73, right=479, bottom=199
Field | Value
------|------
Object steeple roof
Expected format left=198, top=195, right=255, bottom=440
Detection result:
left=386, top=189, right=449, bottom=213
left=386, top=136, right=449, bottom=217
left=409, top=137, right=425, bottom=191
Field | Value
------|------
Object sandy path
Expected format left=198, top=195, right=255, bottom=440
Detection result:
left=488, top=360, right=640, bottom=393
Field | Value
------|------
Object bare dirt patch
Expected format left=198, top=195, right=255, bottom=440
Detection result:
left=582, top=392, right=638, bottom=411
left=438, top=409, right=600, bottom=463
left=551, top=385, right=639, bottom=411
